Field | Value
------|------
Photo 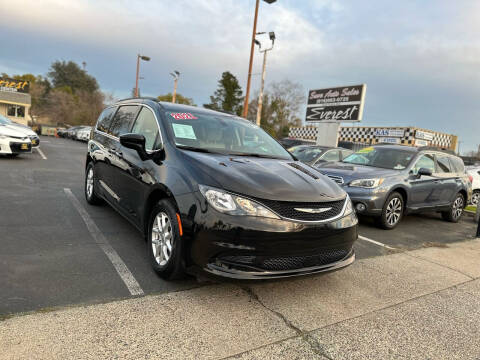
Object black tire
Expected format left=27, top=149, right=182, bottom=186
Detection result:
left=471, top=190, right=480, bottom=206
left=85, top=162, right=103, bottom=205
left=376, top=191, right=404, bottom=230
left=147, top=199, right=185, bottom=280
left=441, top=192, right=464, bottom=223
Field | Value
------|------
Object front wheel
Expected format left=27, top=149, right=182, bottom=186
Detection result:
left=147, top=199, right=185, bottom=280
left=377, top=192, right=404, bottom=230
left=442, top=193, right=464, bottom=222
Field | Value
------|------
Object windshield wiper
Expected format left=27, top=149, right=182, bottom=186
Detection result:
left=228, top=152, right=287, bottom=159
left=176, top=145, right=220, bottom=154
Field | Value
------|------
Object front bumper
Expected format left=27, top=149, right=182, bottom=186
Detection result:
left=205, top=249, right=355, bottom=279
left=343, top=186, right=387, bottom=216
left=188, top=198, right=358, bottom=279
left=7, top=141, right=32, bottom=154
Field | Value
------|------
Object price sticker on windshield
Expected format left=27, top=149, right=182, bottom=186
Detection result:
left=170, top=113, right=198, bottom=120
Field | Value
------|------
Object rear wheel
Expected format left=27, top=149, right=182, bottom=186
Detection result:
left=471, top=190, right=480, bottom=205
left=147, top=199, right=185, bottom=280
left=377, top=192, right=404, bottom=230
left=85, top=162, right=103, bottom=205
left=442, top=193, right=464, bottom=222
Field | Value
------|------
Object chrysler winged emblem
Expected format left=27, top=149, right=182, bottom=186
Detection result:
left=294, top=207, right=332, bottom=213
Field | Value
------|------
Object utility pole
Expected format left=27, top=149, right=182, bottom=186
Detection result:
left=242, top=0, right=277, bottom=118
left=135, top=54, right=151, bottom=98
left=255, top=31, right=275, bottom=126
left=170, top=71, right=180, bottom=103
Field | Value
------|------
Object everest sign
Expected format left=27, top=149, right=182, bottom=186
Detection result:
left=306, top=84, right=366, bottom=122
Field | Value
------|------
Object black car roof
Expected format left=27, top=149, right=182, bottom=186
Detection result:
left=116, top=97, right=237, bottom=117
left=290, top=145, right=350, bottom=150
left=373, top=144, right=456, bottom=155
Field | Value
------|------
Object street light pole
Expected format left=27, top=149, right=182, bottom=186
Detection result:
left=256, top=31, right=275, bottom=126
left=134, top=54, right=151, bottom=98
left=242, top=0, right=276, bottom=118
left=170, top=71, right=180, bottom=103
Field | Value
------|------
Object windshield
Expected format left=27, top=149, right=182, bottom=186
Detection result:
left=289, top=146, right=325, bottom=163
left=0, top=115, right=12, bottom=125
left=165, top=111, right=293, bottom=159
left=342, top=147, right=414, bottom=170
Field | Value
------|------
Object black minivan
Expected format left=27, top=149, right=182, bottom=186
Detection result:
left=85, top=98, right=358, bottom=280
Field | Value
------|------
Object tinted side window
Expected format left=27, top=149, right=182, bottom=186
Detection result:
left=412, top=154, right=435, bottom=175
left=341, top=150, right=354, bottom=160
left=321, top=150, right=341, bottom=162
left=436, top=154, right=452, bottom=173
left=109, top=105, right=139, bottom=137
left=131, top=107, right=159, bottom=151
left=96, top=107, right=116, bottom=133
left=449, top=156, right=464, bottom=173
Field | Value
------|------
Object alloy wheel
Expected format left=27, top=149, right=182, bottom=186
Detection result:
left=386, top=197, right=402, bottom=226
left=472, top=192, right=480, bottom=205
left=452, top=196, right=464, bottom=220
left=86, top=168, right=94, bottom=199
left=151, top=212, right=174, bottom=266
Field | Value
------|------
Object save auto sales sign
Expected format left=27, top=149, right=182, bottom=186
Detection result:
left=306, top=84, right=366, bottom=122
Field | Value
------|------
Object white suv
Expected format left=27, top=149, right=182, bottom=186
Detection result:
left=467, top=166, right=480, bottom=204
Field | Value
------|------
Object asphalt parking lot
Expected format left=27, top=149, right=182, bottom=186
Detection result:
left=0, top=135, right=478, bottom=317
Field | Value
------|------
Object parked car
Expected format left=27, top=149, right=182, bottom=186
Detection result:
left=65, top=126, right=84, bottom=139
left=289, top=145, right=354, bottom=166
left=466, top=166, right=480, bottom=204
left=0, top=115, right=40, bottom=147
left=56, top=128, right=67, bottom=137
left=85, top=98, right=358, bottom=280
left=0, top=123, right=32, bottom=156
left=278, top=137, right=315, bottom=149
left=76, top=126, right=92, bottom=142
left=317, top=145, right=471, bottom=229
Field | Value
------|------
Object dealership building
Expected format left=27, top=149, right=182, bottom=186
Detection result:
left=288, top=126, right=458, bottom=151
left=0, top=77, right=31, bottom=126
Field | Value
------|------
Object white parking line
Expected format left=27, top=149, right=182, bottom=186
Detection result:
left=63, top=188, right=144, bottom=296
left=358, top=235, right=397, bottom=250
left=35, top=147, right=47, bottom=160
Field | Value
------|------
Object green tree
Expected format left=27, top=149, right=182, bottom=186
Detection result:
left=157, top=93, right=195, bottom=106
left=247, top=79, right=305, bottom=138
left=47, top=60, right=99, bottom=93
left=204, top=71, right=243, bottom=115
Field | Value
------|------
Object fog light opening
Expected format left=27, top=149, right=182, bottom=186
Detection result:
left=355, top=203, right=366, bottom=212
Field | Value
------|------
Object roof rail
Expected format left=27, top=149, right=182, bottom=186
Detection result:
left=418, top=146, right=456, bottom=155
left=117, top=96, right=159, bottom=102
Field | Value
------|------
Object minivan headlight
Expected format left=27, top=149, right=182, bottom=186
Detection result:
left=349, top=178, right=384, bottom=188
left=199, top=185, right=279, bottom=219
left=343, top=194, right=354, bottom=216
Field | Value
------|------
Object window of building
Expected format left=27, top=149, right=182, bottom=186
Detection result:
left=7, top=105, right=25, bottom=118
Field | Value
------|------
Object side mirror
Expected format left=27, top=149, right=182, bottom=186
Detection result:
left=120, top=133, right=148, bottom=160
left=418, top=167, right=433, bottom=177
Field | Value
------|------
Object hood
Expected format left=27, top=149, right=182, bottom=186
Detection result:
left=5, top=124, right=36, bottom=136
left=0, top=125, right=30, bottom=139
left=316, top=162, right=399, bottom=184
left=182, top=151, right=345, bottom=202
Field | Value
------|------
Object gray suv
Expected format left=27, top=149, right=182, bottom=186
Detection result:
left=317, top=145, right=472, bottom=229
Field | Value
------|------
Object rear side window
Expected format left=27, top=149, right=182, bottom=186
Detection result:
left=436, top=154, right=452, bottom=173
left=109, top=105, right=139, bottom=137
left=321, top=150, right=341, bottom=162
left=449, top=156, right=465, bottom=173
left=96, top=107, right=116, bottom=133
left=131, top=107, right=159, bottom=151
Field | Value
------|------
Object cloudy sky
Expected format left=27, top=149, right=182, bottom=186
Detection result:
left=2, top=0, right=480, bottom=153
